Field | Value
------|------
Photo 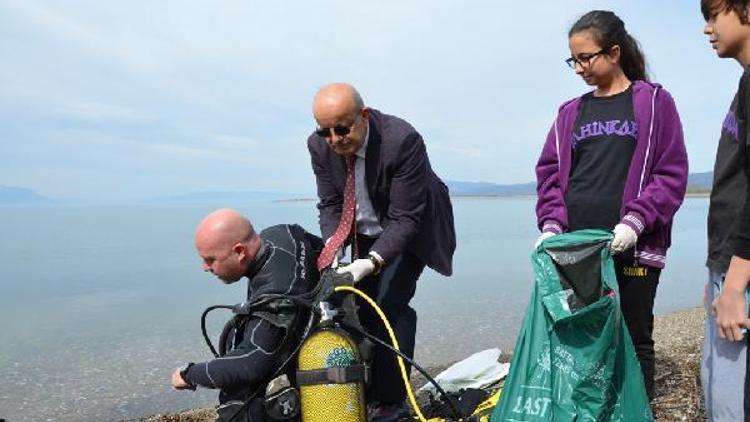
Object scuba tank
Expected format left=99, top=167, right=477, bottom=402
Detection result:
left=199, top=268, right=474, bottom=422
left=295, top=271, right=370, bottom=422
left=296, top=301, right=368, bottom=421
left=199, top=269, right=368, bottom=422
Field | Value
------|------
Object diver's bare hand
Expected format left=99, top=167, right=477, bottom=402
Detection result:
left=171, top=368, right=192, bottom=390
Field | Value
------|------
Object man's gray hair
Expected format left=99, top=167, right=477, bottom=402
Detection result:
left=352, top=88, right=364, bottom=111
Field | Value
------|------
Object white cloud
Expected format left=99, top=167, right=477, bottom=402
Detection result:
left=56, top=101, right=145, bottom=121
left=213, top=135, right=262, bottom=149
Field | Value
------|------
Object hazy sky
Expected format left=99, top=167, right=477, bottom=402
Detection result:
left=0, top=1, right=740, bottom=201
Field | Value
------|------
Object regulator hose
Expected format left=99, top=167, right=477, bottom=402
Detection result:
left=334, top=285, right=462, bottom=422
left=201, top=305, right=235, bottom=358
left=338, top=315, right=462, bottom=420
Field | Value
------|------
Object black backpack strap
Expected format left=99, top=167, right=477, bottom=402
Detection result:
left=296, top=364, right=370, bottom=385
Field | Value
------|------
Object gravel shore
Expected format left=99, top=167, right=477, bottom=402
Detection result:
left=143, top=307, right=706, bottom=422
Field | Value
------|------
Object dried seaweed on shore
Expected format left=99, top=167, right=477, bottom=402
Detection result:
left=142, top=408, right=217, bottom=422
left=143, top=308, right=707, bottom=422
left=651, top=307, right=705, bottom=421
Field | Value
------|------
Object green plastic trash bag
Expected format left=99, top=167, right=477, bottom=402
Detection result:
left=491, top=229, right=653, bottom=421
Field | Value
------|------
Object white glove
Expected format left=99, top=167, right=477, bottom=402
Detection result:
left=534, top=232, right=557, bottom=249
left=611, top=224, right=637, bottom=254
left=336, top=258, right=375, bottom=283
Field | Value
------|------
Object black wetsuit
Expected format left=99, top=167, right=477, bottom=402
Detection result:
left=183, top=224, right=321, bottom=421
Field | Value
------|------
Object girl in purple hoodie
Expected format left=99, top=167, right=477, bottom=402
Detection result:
left=534, top=10, right=688, bottom=399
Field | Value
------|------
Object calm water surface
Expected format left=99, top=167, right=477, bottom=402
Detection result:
left=0, top=197, right=708, bottom=421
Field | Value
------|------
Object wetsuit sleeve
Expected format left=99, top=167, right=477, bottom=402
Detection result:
left=733, top=70, right=750, bottom=258
left=308, top=136, right=341, bottom=241
left=620, top=89, right=688, bottom=235
left=370, top=132, right=427, bottom=263
left=183, top=317, right=285, bottom=390
left=535, top=118, right=567, bottom=234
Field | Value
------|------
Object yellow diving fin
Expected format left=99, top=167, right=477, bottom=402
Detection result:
left=423, top=389, right=501, bottom=422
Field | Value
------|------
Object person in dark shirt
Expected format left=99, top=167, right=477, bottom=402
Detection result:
left=702, top=1, right=750, bottom=420
left=170, top=208, right=321, bottom=422
left=534, top=10, right=688, bottom=400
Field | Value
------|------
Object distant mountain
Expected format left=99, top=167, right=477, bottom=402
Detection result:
left=448, top=171, right=714, bottom=196
left=447, top=180, right=536, bottom=196
left=0, top=186, right=52, bottom=205
left=0, top=171, right=717, bottom=206
left=687, top=171, right=712, bottom=192
left=149, top=190, right=304, bottom=204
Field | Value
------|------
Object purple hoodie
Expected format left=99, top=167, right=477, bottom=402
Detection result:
left=536, top=80, right=688, bottom=268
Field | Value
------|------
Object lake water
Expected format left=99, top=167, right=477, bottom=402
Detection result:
left=0, top=197, right=709, bottom=421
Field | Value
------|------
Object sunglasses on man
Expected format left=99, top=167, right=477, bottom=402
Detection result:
left=314, top=112, right=363, bottom=138
left=315, top=125, right=353, bottom=138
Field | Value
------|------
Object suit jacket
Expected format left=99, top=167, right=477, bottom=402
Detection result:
left=307, top=109, right=456, bottom=276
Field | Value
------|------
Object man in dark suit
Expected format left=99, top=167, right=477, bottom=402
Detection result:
left=307, top=83, right=456, bottom=421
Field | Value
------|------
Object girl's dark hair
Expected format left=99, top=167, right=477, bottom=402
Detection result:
left=569, top=10, right=647, bottom=81
left=701, top=0, right=750, bottom=23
